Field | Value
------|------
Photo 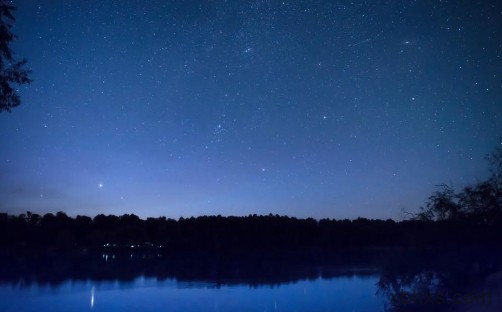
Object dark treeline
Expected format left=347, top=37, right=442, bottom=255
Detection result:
left=1, top=211, right=501, bottom=253
left=1, top=146, right=501, bottom=253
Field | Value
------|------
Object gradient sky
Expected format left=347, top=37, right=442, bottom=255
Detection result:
left=0, top=0, right=500, bottom=219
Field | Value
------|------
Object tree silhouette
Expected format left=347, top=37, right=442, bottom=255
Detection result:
left=416, top=184, right=460, bottom=221
left=416, top=146, right=502, bottom=223
left=0, top=0, right=32, bottom=112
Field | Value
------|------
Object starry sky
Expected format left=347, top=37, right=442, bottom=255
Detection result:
left=0, top=0, right=501, bottom=219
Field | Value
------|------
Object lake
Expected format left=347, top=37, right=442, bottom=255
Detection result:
left=0, top=248, right=500, bottom=311
left=0, top=274, right=384, bottom=312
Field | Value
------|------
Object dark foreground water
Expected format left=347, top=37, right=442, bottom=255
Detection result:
left=0, top=248, right=501, bottom=311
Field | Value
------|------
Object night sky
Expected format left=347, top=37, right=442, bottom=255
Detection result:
left=0, top=0, right=500, bottom=219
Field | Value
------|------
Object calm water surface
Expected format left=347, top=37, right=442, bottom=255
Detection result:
left=0, top=275, right=384, bottom=312
left=1, top=249, right=501, bottom=311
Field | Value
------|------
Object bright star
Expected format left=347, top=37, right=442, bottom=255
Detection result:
left=98, top=183, right=103, bottom=188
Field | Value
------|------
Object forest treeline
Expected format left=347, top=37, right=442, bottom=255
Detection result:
left=1, top=147, right=501, bottom=253
left=1, top=211, right=501, bottom=252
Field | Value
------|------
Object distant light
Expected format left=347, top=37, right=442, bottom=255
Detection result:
left=98, top=183, right=103, bottom=188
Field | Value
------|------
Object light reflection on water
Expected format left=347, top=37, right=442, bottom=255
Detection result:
left=2, top=248, right=501, bottom=311
left=0, top=275, right=384, bottom=312
left=90, top=286, right=95, bottom=308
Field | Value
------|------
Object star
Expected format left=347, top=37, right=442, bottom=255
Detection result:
left=2, top=0, right=499, bottom=222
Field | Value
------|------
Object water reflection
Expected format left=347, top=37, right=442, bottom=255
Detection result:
left=90, top=286, right=95, bottom=308
left=0, top=275, right=384, bottom=312
left=0, top=248, right=500, bottom=311
left=0, top=249, right=382, bottom=287
left=376, top=248, right=502, bottom=311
